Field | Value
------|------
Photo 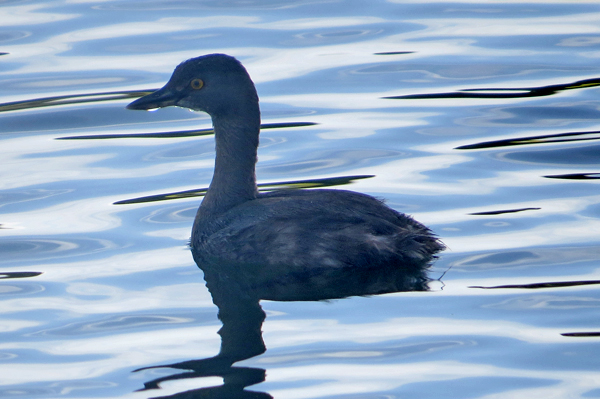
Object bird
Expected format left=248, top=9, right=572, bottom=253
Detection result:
left=127, top=53, right=444, bottom=299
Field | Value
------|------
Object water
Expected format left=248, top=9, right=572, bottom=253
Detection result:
left=1, top=1, right=600, bottom=397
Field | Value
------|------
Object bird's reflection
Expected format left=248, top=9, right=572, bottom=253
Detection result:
left=136, top=249, right=431, bottom=398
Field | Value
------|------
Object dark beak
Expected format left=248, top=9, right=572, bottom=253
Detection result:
left=126, top=86, right=179, bottom=110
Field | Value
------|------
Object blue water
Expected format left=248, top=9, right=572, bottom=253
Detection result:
left=2, top=1, right=600, bottom=398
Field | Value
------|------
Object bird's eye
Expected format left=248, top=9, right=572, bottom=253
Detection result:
left=190, top=79, right=204, bottom=90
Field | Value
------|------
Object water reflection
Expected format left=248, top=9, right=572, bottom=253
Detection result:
left=374, top=51, right=414, bottom=55
left=0, top=271, right=42, bottom=279
left=0, top=89, right=153, bottom=112
left=545, top=173, right=600, bottom=180
left=136, top=242, right=432, bottom=396
left=114, top=174, right=373, bottom=205
left=385, top=76, right=600, bottom=100
left=562, top=332, right=600, bottom=337
left=57, top=122, right=317, bottom=140
left=469, top=207, right=541, bottom=216
left=470, top=280, right=600, bottom=339
left=470, top=279, right=600, bottom=290
left=456, top=129, right=600, bottom=150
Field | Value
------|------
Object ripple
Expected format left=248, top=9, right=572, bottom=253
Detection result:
left=0, top=387, right=58, bottom=397
left=0, top=189, right=71, bottom=211
left=486, top=295, right=600, bottom=310
left=0, top=352, right=17, bottom=360
left=31, top=314, right=193, bottom=337
left=0, top=31, right=29, bottom=43
left=498, top=143, right=600, bottom=167
left=141, top=205, right=196, bottom=224
left=289, top=28, right=384, bottom=45
left=96, top=0, right=321, bottom=10
left=0, top=283, right=44, bottom=297
left=0, top=238, right=118, bottom=263
left=0, top=380, right=115, bottom=398
left=453, top=246, right=600, bottom=270
left=457, top=251, right=539, bottom=269
left=261, top=149, right=403, bottom=175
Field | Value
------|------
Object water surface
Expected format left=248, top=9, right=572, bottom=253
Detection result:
left=1, top=1, right=600, bottom=398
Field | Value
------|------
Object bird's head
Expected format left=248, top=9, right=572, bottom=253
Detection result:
left=127, top=53, right=258, bottom=118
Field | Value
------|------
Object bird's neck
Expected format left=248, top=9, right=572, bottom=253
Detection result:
left=199, top=107, right=261, bottom=217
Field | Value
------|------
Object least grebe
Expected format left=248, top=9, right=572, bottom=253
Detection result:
left=127, top=54, right=444, bottom=283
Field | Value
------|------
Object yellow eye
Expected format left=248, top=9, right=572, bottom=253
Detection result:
left=190, top=78, right=204, bottom=90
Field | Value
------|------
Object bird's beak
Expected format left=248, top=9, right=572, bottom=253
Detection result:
left=126, top=86, right=179, bottom=110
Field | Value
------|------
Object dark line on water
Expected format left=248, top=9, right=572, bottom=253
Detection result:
left=0, top=272, right=43, bottom=279
left=470, top=280, right=600, bottom=290
left=561, top=332, right=600, bottom=337
left=455, top=130, right=600, bottom=150
left=383, top=76, right=600, bottom=100
left=57, top=122, right=318, bottom=140
left=469, top=207, right=541, bottom=216
left=0, top=89, right=156, bottom=113
left=114, top=175, right=375, bottom=205
left=374, top=51, right=414, bottom=55
left=544, top=173, right=600, bottom=180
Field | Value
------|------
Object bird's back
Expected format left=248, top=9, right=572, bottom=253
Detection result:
left=191, top=189, right=443, bottom=300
